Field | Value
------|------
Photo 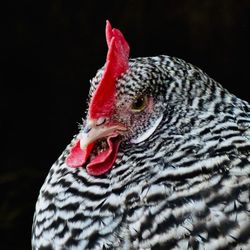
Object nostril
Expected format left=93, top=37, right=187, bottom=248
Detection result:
left=84, top=126, right=91, bottom=133
left=96, top=117, right=106, bottom=126
left=83, top=117, right=107, bottom=133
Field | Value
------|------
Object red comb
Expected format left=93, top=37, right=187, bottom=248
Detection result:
left=88, top=20, right=130, bottom=119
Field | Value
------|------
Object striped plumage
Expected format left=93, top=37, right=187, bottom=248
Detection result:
left=32, top=25, right=250, bottom=250
left=32, top=56, right=250, bottom=249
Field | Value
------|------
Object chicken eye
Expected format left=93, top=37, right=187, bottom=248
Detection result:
left=131, top=96, right=148, bottom=112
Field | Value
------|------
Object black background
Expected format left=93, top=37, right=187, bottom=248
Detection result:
left=2, top=0, right=250, bottom=249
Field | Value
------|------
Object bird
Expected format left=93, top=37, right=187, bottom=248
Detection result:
left=32, top=21, right=250, bottom=250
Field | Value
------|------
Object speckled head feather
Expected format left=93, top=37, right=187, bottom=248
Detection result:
left=88, top=20, right=130, bottom=120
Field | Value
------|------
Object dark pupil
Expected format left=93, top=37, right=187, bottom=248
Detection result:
left=133, top=97, right=144, bottom=109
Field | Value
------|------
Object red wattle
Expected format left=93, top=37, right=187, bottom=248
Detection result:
left=66, top=135, right=121, bottom=176
left=66, top=140, right=94, bottom=168
left=86, top=136, right=121, bottom=176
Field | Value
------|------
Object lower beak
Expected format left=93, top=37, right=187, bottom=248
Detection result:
left=80, top=121, right=126, bottom=150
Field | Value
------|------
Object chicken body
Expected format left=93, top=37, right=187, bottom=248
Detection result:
left=32, top=55, right=250, bottom=250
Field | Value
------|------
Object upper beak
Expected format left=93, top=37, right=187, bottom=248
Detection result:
left=80, top=118, right=127, bottom=150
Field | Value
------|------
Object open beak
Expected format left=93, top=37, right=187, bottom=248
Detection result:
left=80, top=118, right=127, bottom=150
left=66, top=117, right=127, bottom=175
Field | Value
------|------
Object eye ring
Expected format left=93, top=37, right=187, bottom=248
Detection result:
left=131, top=96, right=148, bottom=112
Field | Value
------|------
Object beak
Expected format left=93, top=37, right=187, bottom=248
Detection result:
left=80, top=118, right=127, bottom=150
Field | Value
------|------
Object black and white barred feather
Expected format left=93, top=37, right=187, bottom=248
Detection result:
left=32, top=56, right=250, bottom=250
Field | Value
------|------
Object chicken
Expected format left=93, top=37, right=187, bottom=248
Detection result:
left=32, top=21, right=250, bottom=250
